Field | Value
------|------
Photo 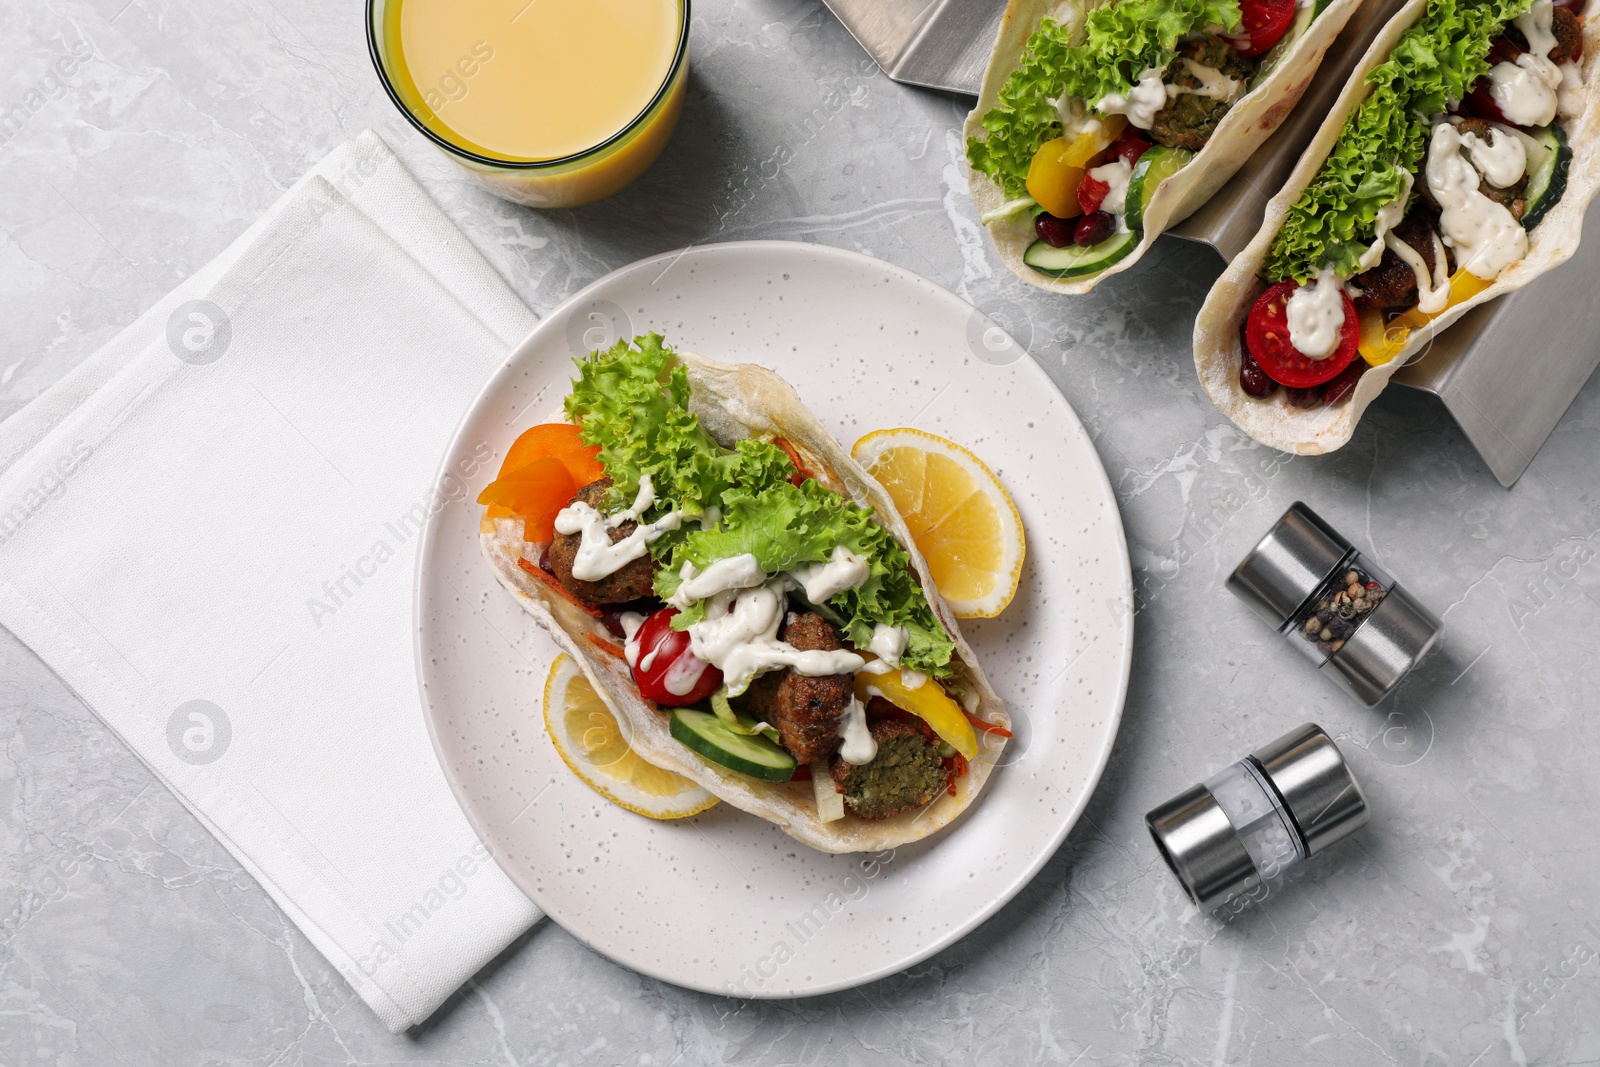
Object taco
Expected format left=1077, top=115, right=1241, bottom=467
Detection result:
left=1195, top=0, right=1597, bottom=452
left=477, top=335, right=1012, bottom=854
left=965, top=0, right=1362, bottom=292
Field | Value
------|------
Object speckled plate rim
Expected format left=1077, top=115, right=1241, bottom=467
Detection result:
left=414, top=240, right=1134, bottom=997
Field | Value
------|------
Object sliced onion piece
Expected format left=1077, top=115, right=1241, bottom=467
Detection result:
left=812, top=761, right=845, bottom=822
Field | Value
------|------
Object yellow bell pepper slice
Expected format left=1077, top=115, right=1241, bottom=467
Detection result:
left=1060, top=114, right=1127, bottom=168
left=1391, top=269, right=1493, bottom=332
left=853, top=665, right=978, bottom=760
left=1357, top=307, right=1407, bottom=367
left=1026, top=139, right=1085, bottom=219
left=1024, top=117, right=1128, bottom=219
left=1357, top=269, right=1493, bottom=367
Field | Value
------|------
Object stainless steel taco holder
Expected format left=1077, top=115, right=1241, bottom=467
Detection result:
left=823, top=0, right=1600, bottom=487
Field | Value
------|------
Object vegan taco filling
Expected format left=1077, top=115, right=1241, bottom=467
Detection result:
left=968, top=0, right=1330, bottom=280
left=1236, top=0, right=1585, bottom=408
left=478, top=335, right=1011, bottom=824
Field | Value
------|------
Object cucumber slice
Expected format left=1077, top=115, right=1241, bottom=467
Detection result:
left=1125, top=145, right=1195, bottom=233
left=1515, top=123, right=1570, bottom=232
left=670, top=708, right=797, bottom=781
left=1023, top=229, right=1139, bottom=279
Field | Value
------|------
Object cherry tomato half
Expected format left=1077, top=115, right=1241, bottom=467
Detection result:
left=631, top=608, right=723, bottom=706
left=1226, top=0, right=1297, bottom=57
left=1244, top=280, right=1359, bottom=389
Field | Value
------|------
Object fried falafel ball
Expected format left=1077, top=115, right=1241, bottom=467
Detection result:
left=1353, top=208, right=1452, bottom=310
left=830, top=719, right=953, bottom=820
left=1150, top=37, right=1255, bottom=152
left=745, top=612, right=853, bottom=764
left=548, top=478, right=658, bottom=607
left=1550, top=6, right=1582, bottom=64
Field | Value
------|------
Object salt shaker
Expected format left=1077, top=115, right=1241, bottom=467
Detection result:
left=1146, top=723, right=1369, bottom=912
left=1228, top=502, right=1442, bottom=706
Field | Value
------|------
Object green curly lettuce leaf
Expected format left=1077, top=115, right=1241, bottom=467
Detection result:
left=967, top=0, right=1242, bottom=199
left=1264, top=0, right=1532, bottom=281
left=656, top=479, right=956, bottom=676
left=563, top=335, right=956, bottom=677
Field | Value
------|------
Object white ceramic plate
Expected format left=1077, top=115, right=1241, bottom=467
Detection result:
left=416, top=241, right=1133, bottom=997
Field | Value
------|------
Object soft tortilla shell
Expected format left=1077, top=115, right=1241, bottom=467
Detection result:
left=1194, top=0, right=1600, bottom=453
left=965, top=0, right=1363, bottom=293
left=480, top=352, right=1010, bottom=854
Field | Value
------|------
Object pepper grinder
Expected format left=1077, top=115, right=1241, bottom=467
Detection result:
left=1228, top=502, right=1442, bottom=706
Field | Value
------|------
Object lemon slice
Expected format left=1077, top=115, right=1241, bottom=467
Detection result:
left=852, top=428, right=1025, bottom=618
left=543, top=654, right=718, bottom=819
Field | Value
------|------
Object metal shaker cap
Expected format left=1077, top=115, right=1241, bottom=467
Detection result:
left=1226, top=502, right=1351, bottom=627
left=1146, top=723, right=1369, bottom=911
left=1250, top=722, right=1370, bottom=854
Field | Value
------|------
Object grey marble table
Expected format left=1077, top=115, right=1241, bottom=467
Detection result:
left=5, top=0, right=1600, bottom=1062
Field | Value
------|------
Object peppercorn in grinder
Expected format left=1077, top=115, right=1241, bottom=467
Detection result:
left=1228, top=502, right=1442, bottom=706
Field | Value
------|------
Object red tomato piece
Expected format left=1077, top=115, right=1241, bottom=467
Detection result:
left=631, top=608, right=723, bottom=706
left=1108, top=132, right=1152, bottom=168
left=1226, top=0, right=1297, bottom=57
left=1463, top=79, right=1509, bottom=123
left=1077, top=174, right=1110, bottom=215
left=1244, top=280, right=1360, bottom=389
left=1463, top=39, right=1527, bottom=122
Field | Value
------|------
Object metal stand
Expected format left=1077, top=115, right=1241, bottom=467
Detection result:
left=822, top=0, right=1600, bottom=486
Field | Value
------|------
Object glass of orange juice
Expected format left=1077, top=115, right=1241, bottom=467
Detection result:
left=366, top=0, right=689, bottom=209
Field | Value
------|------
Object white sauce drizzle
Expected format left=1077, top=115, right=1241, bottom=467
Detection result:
left=553, top=500, right=682, bottom=581
left=1087, top=158, right=1133, bottom=216
left=662, top=651, right=712, bottom=697
left=836, top=697, right=878, bottom=765
left=685, top=580, right=865, bottom=696
left=1558, top=61, right=1585, bottom=119
left=788, top=545, right=871, bottom=604
left=694, top=504, right=722, bottom=531
left=1460, top=123, right=1527, bottom=188
left=1489, top=56, right=1561, bottom=128
left=1284, top=268, right=1346, bottom=359
left=669, top=554, right=765, bottom=609
left=1385, top=229, right=1452, bottom=315
left=1055, top=96, right=1107, bottom=140
left=1355, top=170, right=1413, bottom=272
left=1516, top=0, right=1558, bottom=61
left=1097, top=67, right=1167, bottom=129
left=899, top=669, right=928, bottom=691
left=620, top=611, right=647, bottom=668
left=1426, top=122, right=1528, bottom=279
left=1169, top=59, right=1242, bottom=104
left=867, top=623, right=907, bottom=667
left=607, top=473, right=655, bottom=528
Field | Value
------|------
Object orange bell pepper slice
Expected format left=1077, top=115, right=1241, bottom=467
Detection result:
left=499, top=423, right=604, bottom=484
left=480, top=424, right=607, bottom=542
left=478, top=457, right=577, bottom=542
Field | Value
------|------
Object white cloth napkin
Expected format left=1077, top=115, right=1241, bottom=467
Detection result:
left=0, top=131, right=542, bottom=1032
